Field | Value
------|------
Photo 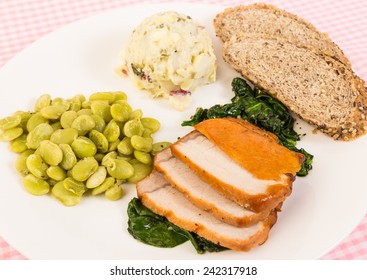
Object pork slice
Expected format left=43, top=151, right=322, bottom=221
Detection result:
left=171, top=130, right=292, bottom=212
left=155, top=148, right=270, bottom=227
left=194, top=118, right=304, bottom=181
left=137, top=171, right=277, bottom=252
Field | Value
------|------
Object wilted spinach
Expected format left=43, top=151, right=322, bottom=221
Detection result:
left=182, top=77, right=313, bottom=176
left=127, top=198, right=228, bottom=254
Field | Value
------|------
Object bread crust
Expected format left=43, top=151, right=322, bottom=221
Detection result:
left=222, top=34, right=367, bottom=140
left=213, top=3, right=350, bottom=66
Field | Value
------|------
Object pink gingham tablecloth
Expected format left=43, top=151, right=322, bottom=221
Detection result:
left=0, top=0, right=366, bottom=260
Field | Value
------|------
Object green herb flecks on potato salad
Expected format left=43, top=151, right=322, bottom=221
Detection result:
left=117, top=11, right=216, bottom=111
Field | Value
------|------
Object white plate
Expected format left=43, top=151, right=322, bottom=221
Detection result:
left=0, top=3, right=366, bottom=260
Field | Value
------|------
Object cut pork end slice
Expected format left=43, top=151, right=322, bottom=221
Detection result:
left=137, top=171, right=278, bottom=252
left=171, top=129, right=296, bottom=212
left=155, top=148, right=271, bottom=227
left=194, top=118, right=304, bottom=181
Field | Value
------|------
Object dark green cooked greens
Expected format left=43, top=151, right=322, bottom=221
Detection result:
left=127, top=198, right=228, bottom=254
left=182, top=77, right=313, bottom=176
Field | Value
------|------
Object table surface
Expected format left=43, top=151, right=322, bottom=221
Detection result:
left=0, top=0, right=366, bottom=260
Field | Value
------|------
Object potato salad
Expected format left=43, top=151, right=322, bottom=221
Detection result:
left=118, top=11, right=217, bottom=111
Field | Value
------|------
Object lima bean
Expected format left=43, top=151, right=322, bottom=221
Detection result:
left=81, top=101, right=91, bottom=109
left=26, top=113, right=48, bottom=132
left=77, top=108, right=93, bottom=116
left=152, top=141, right=171, bottom=155
left=34, top=94, right=51, bottom=112
left=117, top=154, right=133, bottom=162
left=26, top=154, right=49, bottom=180
left=40, top=105, right=66, bottom=120
left=129, top=109, right=143, bottom=120
left=38, top=140, right=63, bottom=165
left=89, top=130, right=109, bottom=153
left=94, top=153, right=105, bottom=162
left=107, top=139, right=120, bottom=152
left=9, top=134, right=28, bottom=153
left=71, top=136, right=97, bottom=158
left=26, top=123, right=53, bottom=149
left=51, top=121, right=62, bottom=131
left=91, top=101, right=112, bottom=122
left=71, top=115, right=95, bottom=135
left=59, top=144, right=77, bottom=170
left=46, top=165, right=67, bottom=181
left=133, top=150, right=152, bottom=165
left=51, top=98, right=70, bottom=110
left=110, top=102, right=131, bottom=122
left=103, top=120, right=120, bottom=142
left=63, top=177, right=87, bottom=196
left=127, top=162, right=152, bottom=183
left=91, top=177, right=115, bottom=195
left=113, top=91, right=127, bottom=101
left=23, top=174, right=50, bottom=195
left=86, top=166, right=107, bottom=189
left=91, top=114, right=106, bottom=132
left=47, top=178, right=58, bottom=187
left=68, top=96, right=82, bottom=112
left=14, top=111, right=32, bottom=132
left=101, top=151, right=117, bottom=167
left=0, top=127, right=23, bottom=142
left=89, top=92, right=116, bottom=104
left=71, top=157, right=99, bottom=182
left=0, top=114, right=21, bottom=130
left=105, top=184, right=123, bottom=201
left=51, top=181, right=81, bottom=206
left=117, top=137, right=133, bottom=155
left=123, top=119, right=144, bottom=137
left=15, top=149, right=34, bottom=176
left=130, top=135, right=152, bottom=152
left=106, top=158, right=134, bottom=180
left=142, top=128, right=152, bottom=138
left=73, top=94, right=86, bottom=104
left=141, top=117, right=160, bottom=133
left=50, top=128, right=78, bottom=145
left=60, top=111, right=78, bottom=128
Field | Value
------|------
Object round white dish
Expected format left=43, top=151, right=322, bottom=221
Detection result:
left=0, top=3, right=366, bottom=259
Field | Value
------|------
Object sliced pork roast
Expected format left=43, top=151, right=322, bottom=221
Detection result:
left=134, top=117, right=304, bottom=252
left=171, top=118, right=304, bottom=212
left=137, top=171, right=278, bottom=251
left=155, top=148, right=271, bottom=227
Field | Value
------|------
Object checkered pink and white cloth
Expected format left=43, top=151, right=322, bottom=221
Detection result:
left=0, top=0, right=366, bottom=260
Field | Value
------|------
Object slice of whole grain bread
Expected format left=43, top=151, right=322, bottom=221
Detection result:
left=222, top=34, right=367, bottom=140
left=214, top=3, right=350, bottom=66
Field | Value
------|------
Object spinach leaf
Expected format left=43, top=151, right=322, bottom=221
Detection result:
left=181, top=108, right=208, bottom=126
left=127, top=198, right=228, bottom=254
left=288, top=147, right=313, bottom=177
left=186, top=233, right=228, bottom=253
left=127, top=198, right=188, bottom=248
left=182, top=77, right=313, bottom=176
